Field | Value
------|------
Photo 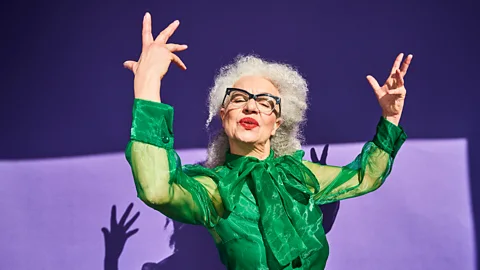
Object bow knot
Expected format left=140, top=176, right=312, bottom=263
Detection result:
left=218, top=149, right=322, bottom=268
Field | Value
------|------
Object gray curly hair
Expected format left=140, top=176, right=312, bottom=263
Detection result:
left=204, top=54, right=309, bottom=168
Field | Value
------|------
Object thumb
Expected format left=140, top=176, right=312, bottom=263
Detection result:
left=123, top=60, right=137, bottom=72
left=101, top=227, right=110, bottom=241
left=366, top=75, right=380, bottom=90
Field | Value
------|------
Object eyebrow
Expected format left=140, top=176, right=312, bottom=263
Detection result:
left=230, top=87, right=279, bottom=97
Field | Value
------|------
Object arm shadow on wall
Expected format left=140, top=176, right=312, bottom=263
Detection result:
left=102, top=145, right=340, bottom=270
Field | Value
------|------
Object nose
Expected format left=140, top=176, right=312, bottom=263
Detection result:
left=242, top=99, right=259, bottom=114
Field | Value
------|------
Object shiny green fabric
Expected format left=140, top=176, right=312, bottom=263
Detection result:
left=218, top=150, right=321, bottom=267
left=125, top=98, right=407, bottom=269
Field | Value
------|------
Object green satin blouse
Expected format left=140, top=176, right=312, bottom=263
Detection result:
left=125, top=98, right=407, bottom=269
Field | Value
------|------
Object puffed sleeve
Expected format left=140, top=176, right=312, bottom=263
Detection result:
left=303, top=117, right=407, bottom=205
left=125, top=99, right=223, bottom=228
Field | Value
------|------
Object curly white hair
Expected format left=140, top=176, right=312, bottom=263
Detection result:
left=204, top=54, right=310, bottom=168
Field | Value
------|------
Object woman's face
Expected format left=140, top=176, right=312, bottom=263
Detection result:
left=220, top=76, right=282, bottom=147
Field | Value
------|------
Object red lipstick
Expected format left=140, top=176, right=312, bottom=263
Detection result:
left=239, top=117, right=259, bottom=130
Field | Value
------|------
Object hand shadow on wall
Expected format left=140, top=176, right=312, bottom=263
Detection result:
left=102, top=203, right=140, bottom=270
left=103, top=145, right=340, bottom=270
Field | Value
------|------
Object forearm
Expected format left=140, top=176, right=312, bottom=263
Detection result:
left=104, top=255, right=119, bottom=270
left=126, top=141, right=173, bottom=204
left=349, top=143, right=391, bottom=193
left=309, top=117, right=407, bottom=204
left=125, top=99, right=176, bottom=204
left=312, top=143, right=391, bottom=204
left=344, top=116, right=407, bottom=192
left=353, top=116, right=406, bottom=190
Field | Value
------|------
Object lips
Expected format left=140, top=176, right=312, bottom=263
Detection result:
left=239, top=117, right=259, bottom=130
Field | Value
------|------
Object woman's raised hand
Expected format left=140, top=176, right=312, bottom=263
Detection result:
left=124, top=12, right=188, bottom=102
left=367, top=53, right=413, bottom=126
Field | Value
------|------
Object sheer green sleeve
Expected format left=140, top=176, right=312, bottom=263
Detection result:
left=125, top=99, right=223, bottom=228
left=303, top=117, right=407, bottom=205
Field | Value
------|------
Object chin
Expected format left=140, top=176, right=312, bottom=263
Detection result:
left=234, top=130, right=263, bottom=145
left=235, top=135, right=260, bottom=144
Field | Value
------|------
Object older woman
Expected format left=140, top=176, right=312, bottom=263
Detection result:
left=123, top=13, right=411, bottom=270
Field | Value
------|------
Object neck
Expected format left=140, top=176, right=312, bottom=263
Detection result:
left=229, top=139, right=271, bottom=160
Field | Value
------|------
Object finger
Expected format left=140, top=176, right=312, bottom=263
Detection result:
left=319, top=144, right=329, bottom=165
left=119, top=203, right=134, bottom=226
left=126, top=228, right=140, bottom=238
left=110, top=205, right=117, bottom=228
left=165, top=43, right=188, bottom=52
left=366, top=75, right=380, bottom=90
left=310, top=148, right=319, bottom=163
left=387, top=87, right=406, bottom=95
left=164, top=218, right=171, bottom=229
left=155, top=20, right=180, bottom=44
left=142, top=12, right=154, bottom=51
left=101, top=227, right=109, bottom=236
left=124, top=211, right=140, bottom=231
left=395, top=69, right=405, bottom=86
left=400, top=54, right=413, bottom=76
left=390, top=53, right=404, bottom=74
left=123, top=60, right=137, bottom=72
left=101, top=227, right=109, bottom=241
left=171, top=53, right=187, bottom=70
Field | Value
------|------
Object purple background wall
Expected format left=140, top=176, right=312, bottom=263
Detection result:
left=1, top=141, right=475, bottom=269
left=1, top=0, right=478, bottom=269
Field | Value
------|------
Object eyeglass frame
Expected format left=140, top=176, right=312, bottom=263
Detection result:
left=221, top=87, right=282, bottom=117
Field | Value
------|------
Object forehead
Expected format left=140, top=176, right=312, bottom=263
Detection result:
left=232, top=76, right=280, bottom=96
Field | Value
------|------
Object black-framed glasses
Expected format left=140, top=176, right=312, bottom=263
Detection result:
left=221, top=88, right=282, bottom=116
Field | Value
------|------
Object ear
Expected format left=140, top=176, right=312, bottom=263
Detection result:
left=219, top=108, right=226, bottom=127
left=271, top=117, right=283, bottom=136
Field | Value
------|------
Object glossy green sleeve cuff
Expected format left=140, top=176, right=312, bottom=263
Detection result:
left=130, top=98, right=174, bottom=149
left=372, top=117, right=407, bottom=158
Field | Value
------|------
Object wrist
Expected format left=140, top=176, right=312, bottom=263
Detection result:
left=384, top=116, right=399, bottom=126
left=130, top=99, right=174, bottom=149
left=373, top=116, right=407, bottom=159
left=382, top=113, right=401, bottom=126
left=135, top=93, right=161, bottom=103
left=134, top=75, right=162, bottom=102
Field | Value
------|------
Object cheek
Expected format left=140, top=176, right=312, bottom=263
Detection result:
left=265, top=114, right=278, bottom=126
left=261, top=115, right=278, bottom=133
left=222, top=110, right=238, bottom=131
